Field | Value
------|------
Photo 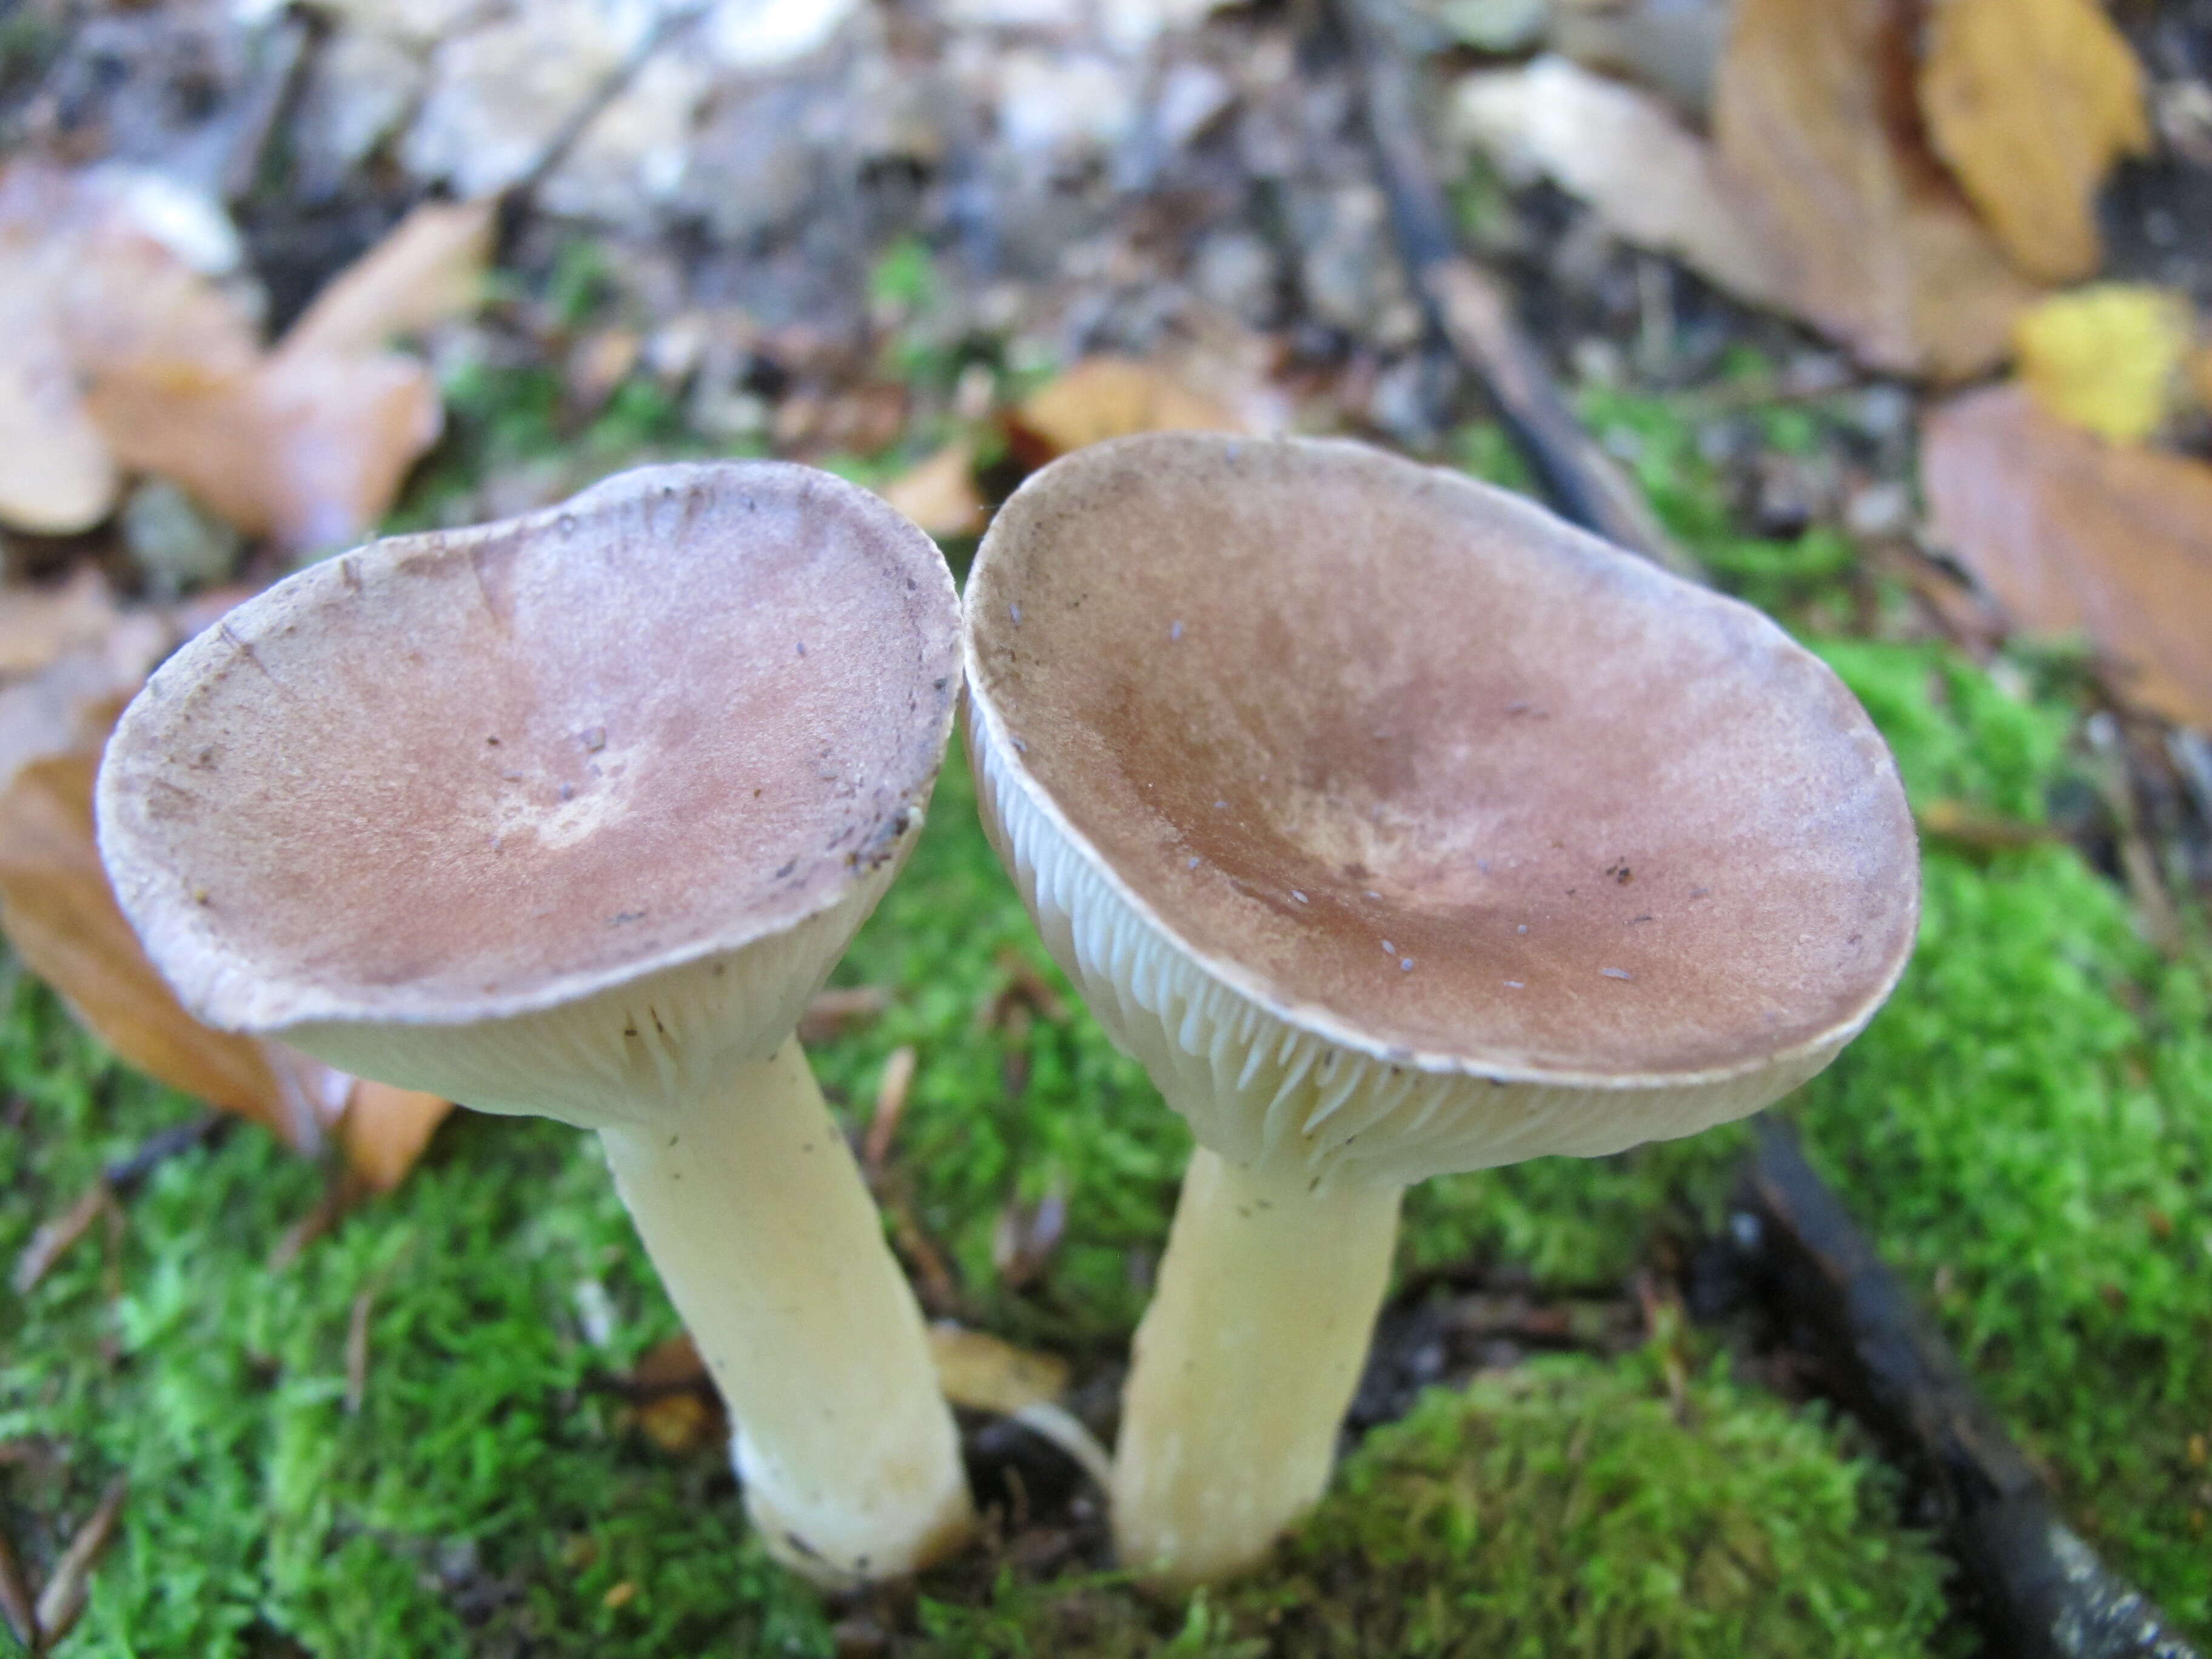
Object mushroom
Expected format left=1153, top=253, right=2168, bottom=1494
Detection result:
left=96, top=462, right=974, bottom=1584
left=962, top=433, right=1919, bottom=1584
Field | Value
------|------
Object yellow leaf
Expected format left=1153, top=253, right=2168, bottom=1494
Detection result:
left=1920, top=0, right=2150, bottom=283
left=2015, top=285, right=2191, bottom=444
left=926, top=1323, right=1069, bottom=1415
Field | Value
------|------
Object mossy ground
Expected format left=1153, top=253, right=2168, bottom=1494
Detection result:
left=4, top=349, right=2208, bottom=1654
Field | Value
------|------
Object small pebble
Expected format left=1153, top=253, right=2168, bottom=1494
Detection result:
left=1010, top=602, right=1023, bottom=625
left=1504, top=979, right=1525, bottom=988
left=1215, top=800, right=1228, bottom=809
left=1602, top=967, right=1633, bottom=980
left=796, top=641, right=806, bottom=657
left=1170, top=620, right=1184, bottom=642
left=1011, top=737, right=1028, bottom=752
left=1291, top=890, right=1308, bottom=903
left=1188, top=856, right=1202, bottom=869
left=1517, top=923, right=1528, bottom=934
left=1381, top=940, right=1396, bottom=954
left=1399, top=957, right=1414, bottom=972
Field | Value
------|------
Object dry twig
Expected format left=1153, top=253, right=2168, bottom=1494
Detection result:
left=1329, top=0, right=1703, bottom=581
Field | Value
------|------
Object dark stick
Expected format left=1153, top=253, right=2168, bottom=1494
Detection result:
left=1329, top=0, right=1704, bottom=582
left=1735, top=1119, right=2199, bottom=1659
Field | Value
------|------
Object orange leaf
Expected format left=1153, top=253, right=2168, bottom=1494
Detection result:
left=0, top=750, right=306, bottom=1142
left=877, top=441, right=985, bottom=538
left=1712, top=0, right=2041, bottom=380
left=341, top=1080, right=454, bottom=1191
left=1922, top=384, right=2212, bottom=729
left=1014, top=357, right=1243, bottom=458
left=1919, top=0, right=2150, bottom=284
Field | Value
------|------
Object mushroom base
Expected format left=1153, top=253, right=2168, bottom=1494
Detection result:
left=1110, top=1147, right=1402, bottom=1586
left=599, top=1035, right=974, bottom=1585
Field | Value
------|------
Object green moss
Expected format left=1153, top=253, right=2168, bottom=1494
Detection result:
left=1, top=976, right=835, bottom=1657
left=12, top=374, right=2211, bottom=1651
left=911, top=1352, right=1954, bottom=1658
left=1798, top=647, right=2212, bottom=1631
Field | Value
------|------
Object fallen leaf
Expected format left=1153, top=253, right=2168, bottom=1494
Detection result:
left=344, top=1285, right=378, bottom=1413
left=0, top=1526, right=32, bottom=1652
left=877, top=441, right=985, bottom=538
left=1712, top=0, right=2041, bottom=379
left=0, top=162, right=472, bottom=552
left=0, top=568, right=119, bottom=681
left=341, top=1081, right=453, bottom=1191
left=1922, top=384, right=2212, bottom=728
left=927, top=1323, right=1070, bottom=1415
left=1549, top=0, right=1729, bottom=116
left=1013, top=356, right=1243, bottom=457
left=0, top=281, right=119, bottom=534
left=0, top=751, right=304, bottom=1139
left=863, top=1044, right=917, bottom=1173
left=620, top=1333, right=726, bottom=1453
left=10, top=1179, right=115, bottom=1294
left=796, top=984, right=889, bottom=1044
left=32, top=1478, right=126, bottom=1650
left=927, top=1322, right=1111, bottom=1488
left=279, top=196, right=495, bottom=361
left=1920, top=0, right=2150, bottom=283
left=84, top=334, right=443, bottom=554
left=2014, top=285, right=2192, bottom=444
left=1453, top=56, right=1788, bottom=309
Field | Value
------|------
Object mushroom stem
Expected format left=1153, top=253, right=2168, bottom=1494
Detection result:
left=1111, top=1147, right=1402, bottom=1586
left=598, top=1034, right=973, bottom=1584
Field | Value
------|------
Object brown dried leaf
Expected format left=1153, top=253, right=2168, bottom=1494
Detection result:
left=10, top=1179, right=114, bottom=1294
left=0, top=751, right=306, bottom=1139
left=0, top=1524, right=33, bottom=1653
left=1453, top=56, right=1788, bottom=309
left=280, top=197, right=495, bottom=361
left=32, top=1477, right=126, bottom=1649
left=0, top=164, right=468, bottom=553
left=1920, top=0, right=2150, bottom=284
left=85, top=343, right=442, bottom=553
left=341, top=1081, right=453, bottom=1192
left=1922, top=384, right=2212, bottom=728
left=1014, top=357, right=1243, bottom=458
left=796, top=984, right=889, bottom=1044
left=1712, top=0, right=2041, bottom=380
left=877, top=441, right=985, bottom=538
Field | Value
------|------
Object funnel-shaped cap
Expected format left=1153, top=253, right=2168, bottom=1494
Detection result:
left=99, top=462, right=961, bottom=1126
left=966, top=434, right=1918, bottom=1186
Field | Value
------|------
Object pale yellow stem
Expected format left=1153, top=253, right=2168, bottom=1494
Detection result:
left=599, top=1035, right=973, bottom=1584
left=1110, top=1147, right=1403, bottom=1585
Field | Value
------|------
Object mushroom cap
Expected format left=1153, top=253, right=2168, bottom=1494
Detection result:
left=965, top=434, right=1917, bottom=1185
left=98, top=462, right=961, bottom=1124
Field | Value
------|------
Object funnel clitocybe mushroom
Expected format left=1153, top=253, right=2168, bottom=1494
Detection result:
left=97, top=462, right=974, bottom=1584
left=963, top=433, right=1920, bottom=1585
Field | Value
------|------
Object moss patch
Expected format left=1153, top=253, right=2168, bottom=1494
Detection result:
left=911, top=1352, right=1954, bottom=1658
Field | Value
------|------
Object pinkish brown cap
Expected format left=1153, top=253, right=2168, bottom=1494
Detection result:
left=965, top=434, right=1918, bottom=1187
left=97, top=461, right=960, bottom=1127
